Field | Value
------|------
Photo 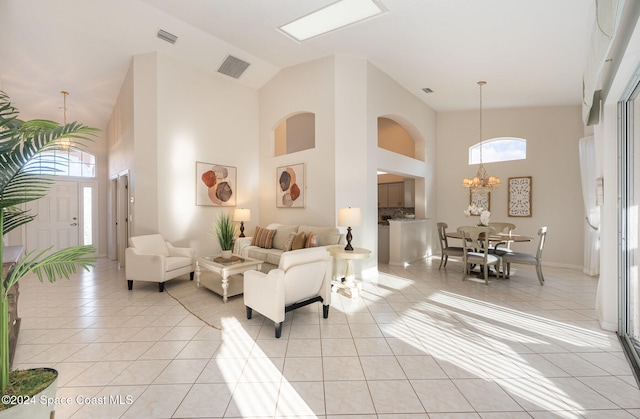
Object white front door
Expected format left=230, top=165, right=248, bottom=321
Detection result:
left=26, top=180, right=79, bottom=254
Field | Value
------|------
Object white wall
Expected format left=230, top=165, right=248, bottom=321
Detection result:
left=367, top=63, right=438, bottom=259
left=107, top=61, right=135, bottom=180
left=108, top=52, right=259, bottom=257
left=258, top=57, right=437, bottom=274
left=437, top=106, right=584, bottom=267
left=258, top=57, right=337, bottom=228
left=155, top=54, right=259, bottom=256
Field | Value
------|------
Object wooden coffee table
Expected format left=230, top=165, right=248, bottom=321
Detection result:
left=195, top=255, right=263, bottom=303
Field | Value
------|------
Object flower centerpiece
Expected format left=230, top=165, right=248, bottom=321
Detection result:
left=479, top=210, right=491, bottom=227
left=464, top=204, right=491, bottom=226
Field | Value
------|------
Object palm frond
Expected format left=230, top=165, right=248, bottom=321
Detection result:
left=0, top=96, right=98, bottom=208
left=2, top=207, right=36, bottom=235
left=3, top=245, right=96, bottom=298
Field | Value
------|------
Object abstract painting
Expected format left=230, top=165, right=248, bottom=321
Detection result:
left=276, top=163, right=305, bottom=208
left=196, top=162, right=236, bottom=206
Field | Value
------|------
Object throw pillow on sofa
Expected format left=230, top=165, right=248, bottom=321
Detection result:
left=251, top=226, right=277, bottom=249
left=283, top=231, right=297, bottom=251
left=305, top=231, right=318, bottom=248
left=272, top=225, right=299, bottom=250
left=291, top=231, right=306, bottom=250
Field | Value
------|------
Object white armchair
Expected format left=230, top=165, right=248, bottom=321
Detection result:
left=125, top=234, right=195, bottom=292
left=244, top=247, right=332, bottom=338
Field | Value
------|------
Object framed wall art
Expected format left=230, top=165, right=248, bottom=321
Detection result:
left=276, top=163, right=305, bottom=208
left=469, top=190, right=490, bottom=214
left=508, top=176, right=532, bottom=217
left=196, top=162, right=236, bottom=206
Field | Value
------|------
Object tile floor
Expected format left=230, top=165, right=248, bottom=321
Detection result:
left=12, top=256, right=640, bottom=418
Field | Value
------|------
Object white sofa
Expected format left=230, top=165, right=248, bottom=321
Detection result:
left=125, top=234, right=195, bottom=292
left=236, top=224, right=343, bottom=270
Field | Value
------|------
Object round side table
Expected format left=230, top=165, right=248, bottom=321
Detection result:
left=327, top=246, right=371, bottom=298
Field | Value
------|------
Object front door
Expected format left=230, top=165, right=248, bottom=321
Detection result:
left=26, top=180, right=79, bottom=253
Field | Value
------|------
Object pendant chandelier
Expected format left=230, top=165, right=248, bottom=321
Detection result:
left=462, top=81, right=500, bottom=193
left=59, top=90, right=72, bottom=150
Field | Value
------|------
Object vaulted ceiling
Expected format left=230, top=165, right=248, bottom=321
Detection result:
left=0, top=0, right=594, bottom=131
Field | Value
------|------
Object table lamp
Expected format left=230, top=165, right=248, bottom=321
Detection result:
left=234, top=208, right=251, bottom=237
left=338, top=207, right=361, bottom=251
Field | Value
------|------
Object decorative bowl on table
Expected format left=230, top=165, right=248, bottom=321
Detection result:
left=404, top=214, right=415, bottom=219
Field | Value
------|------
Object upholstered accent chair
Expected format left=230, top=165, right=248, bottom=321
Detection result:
left=125, top=234, right=195, bottom=292
left=244, top=246, right=332, bottom=338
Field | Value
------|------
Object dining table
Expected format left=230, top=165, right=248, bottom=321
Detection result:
left=445, top=230, right=534, bottom=277
left=446, top=231, right=534, bottom=248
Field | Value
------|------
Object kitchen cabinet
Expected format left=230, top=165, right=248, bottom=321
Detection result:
left=387, top=183, right=404, bottom=207
left=378, top=184, right=388, bottom=207
left=378, top=180, right=415, bottom=208
left=378, top=225, right=389, bottom=263
left=403, top=178, right=415, bottom=207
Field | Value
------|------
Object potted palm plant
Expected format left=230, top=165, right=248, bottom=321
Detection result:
left=0, top=91, right=97, bottom=417
left=214, top=211, right=235, bottom=259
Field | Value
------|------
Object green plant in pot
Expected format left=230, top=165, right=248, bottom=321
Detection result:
left=214, top=211, right=235, bottom=259
left=0, top=91, right=97, bottom=416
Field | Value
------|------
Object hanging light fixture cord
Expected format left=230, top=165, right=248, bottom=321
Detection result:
left=462, top=81, right=500, bottom=193
left=61, top=90, right=68, bottom=124
left=59, top=91, right=71, bottom=150
left=478, top=81, right=485, bottom=165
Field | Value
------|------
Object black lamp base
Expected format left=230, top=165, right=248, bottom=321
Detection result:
left=344, top=226, right=354, bottom=251
left=239, top=221, right=246, bottom=238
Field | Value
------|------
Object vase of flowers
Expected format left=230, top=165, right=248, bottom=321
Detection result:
left=479, top=210, right=491, bottom=226
left=464, top=204, right=491, bottom=226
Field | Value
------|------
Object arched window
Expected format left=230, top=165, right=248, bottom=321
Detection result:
left=469, top=137, right=526, bottom=165
left=31, top=149, right=96, bottom=177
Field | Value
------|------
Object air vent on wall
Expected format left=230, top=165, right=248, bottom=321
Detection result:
left=217, top=55, right=251, bottom=79
left=157, top=29, right=178, bottom=44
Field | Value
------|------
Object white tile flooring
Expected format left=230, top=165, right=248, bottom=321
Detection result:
left=13, top=257, right=640, bottom=418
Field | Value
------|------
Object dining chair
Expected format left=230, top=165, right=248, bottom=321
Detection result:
left=457, top=225, right=499, bottom=285
left=487, top=221, right=517, bottom=272
left=437, top=222, right=464, bottom=269
left=501, top=226, right=548, bottom=285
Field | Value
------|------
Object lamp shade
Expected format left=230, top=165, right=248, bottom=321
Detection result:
left=338, top=207, right=362, bottom=227
left=233, top=208, right=251, bottom=222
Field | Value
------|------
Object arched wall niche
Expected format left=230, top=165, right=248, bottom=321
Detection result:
left=274, top=111, right=316, bottom=156
left=377, top=116, right=425, bottom=162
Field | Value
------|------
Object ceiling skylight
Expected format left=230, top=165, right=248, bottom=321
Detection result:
left=278, top=0, right=388, bottom=42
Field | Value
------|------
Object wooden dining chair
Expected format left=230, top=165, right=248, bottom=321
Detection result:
left=501, top=226, right=548, bottom=285
left=487, top=222, right=517, bottom=272
left=457, top=225, right=499, bottom=285
left=436, top=222, right=464, bottom=269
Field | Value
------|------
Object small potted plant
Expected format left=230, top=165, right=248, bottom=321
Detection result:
left=214, top=211, right=235, bottom=259
left=0, top=91, right=97, bottom=417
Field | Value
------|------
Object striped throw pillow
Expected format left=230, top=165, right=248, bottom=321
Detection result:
left=251, top=227, right=276, bottom=249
